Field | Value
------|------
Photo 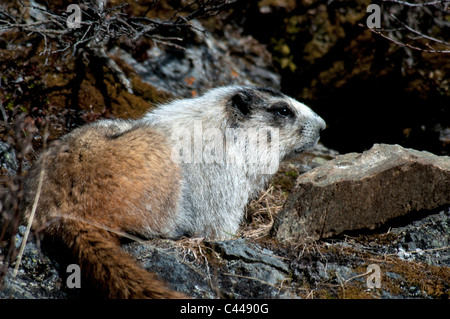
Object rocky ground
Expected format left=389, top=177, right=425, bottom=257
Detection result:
left=1, top=198, right=449, bottom=300
left=1, top=144, right=449, bottom=299
left=0, top=0, right=449, bottom=299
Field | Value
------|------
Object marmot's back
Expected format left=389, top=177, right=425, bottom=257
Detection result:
left=25, top=123, right=182, bottom=238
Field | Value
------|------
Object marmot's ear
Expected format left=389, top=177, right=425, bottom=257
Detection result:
left=231, top=92, right=251, bottom=116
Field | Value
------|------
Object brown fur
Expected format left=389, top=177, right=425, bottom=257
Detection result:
left=23, top=124, right=186, bottom=298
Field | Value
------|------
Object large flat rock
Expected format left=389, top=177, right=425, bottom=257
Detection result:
left=273, top=144, right=450, bottom=242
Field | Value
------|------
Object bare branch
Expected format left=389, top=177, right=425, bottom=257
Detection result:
left=368, top=0, right=450, bottom=54
left=369, top=28, right=450, bottom=53
left=389, top=13, right=450, bottom=46
left=382, top=0, right=450, bottom=7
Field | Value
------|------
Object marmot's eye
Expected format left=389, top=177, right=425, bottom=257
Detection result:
left=270, top=102, right=294, bottom=118
left=275, top=107, right=292, bottom=117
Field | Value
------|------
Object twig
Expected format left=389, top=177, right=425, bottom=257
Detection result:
left=95, top=47, right=133, bottom=94
left=13, top=152, right=45, bottom=278
left=364, top=1, right=450, bottom=54
left=257, top=185, right=274, bottom=202
left=386, top=245, right=450, bottom=257
left=344, top=269, right=372, bottom=285
left=382, top=0, right=450, bottom=7
left=0, top=0, right=235, bottom=93
left=389, top=13, right=450, bottom=46
left=369, top=28, right=450, bottom=53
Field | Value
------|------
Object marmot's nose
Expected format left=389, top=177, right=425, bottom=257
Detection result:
left=311, top=114, right=326, bottom=132
left=317, top=116, right=326, bottom=131
left=302, top=115, right=326, bottom=139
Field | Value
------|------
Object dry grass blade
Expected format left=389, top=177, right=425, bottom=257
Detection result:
left=241, top=183, right=287, bottom=239
left=12, top=158, right=44, bottom=277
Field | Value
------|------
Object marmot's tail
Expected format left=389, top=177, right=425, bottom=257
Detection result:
left=58, top=219, right=187, bottom=299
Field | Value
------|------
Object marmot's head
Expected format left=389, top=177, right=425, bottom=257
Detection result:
left=146, top=85, right=325, bottom=169
left=220, top=86, right=326, bottom=159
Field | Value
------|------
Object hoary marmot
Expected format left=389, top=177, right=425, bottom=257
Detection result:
left=21, top=85, right=326, bottom=298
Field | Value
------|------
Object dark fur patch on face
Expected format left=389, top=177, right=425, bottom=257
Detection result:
left=265, top=100, right=296, bottom=128
left=231, top=90, right=263, bottom=115
left=226, top=89, right=264, bottom=127
left=226, top=87, right=291, bottom=128
left=268, top=101, right=295, bottom=117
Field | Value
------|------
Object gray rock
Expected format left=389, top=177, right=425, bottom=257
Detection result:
left=0, top=231, right=79, bottom=299
left=124, top=238, right=291, bottom=299
left=0, top=141, right=19, bottom=175
left=210, top=239, right=289, bottom=273
left=273, top=144, right=450, bottom=242
left=207, top=239, right=291, bottom=298
left=123, top=240, right=218, bottom=299
left=382, top=207, right=450, bottom=266
left=114, top=20, right=280, bottom=98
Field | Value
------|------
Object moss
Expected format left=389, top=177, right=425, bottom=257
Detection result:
left=40, top=50, right=172, bottom=123
left=339, top=285, right=376, bottom=299
left=382, top=259, right=450, bottom=299
left=112, top=57, right=173, bottom=118
left=313, top=288, right=336, bottom=299
left=270, top=167, right=300, bottom=192
left=271, top=38, right=297, bottom=72
left=279, top=236, right=450, bottom=299
left=336, top=247, right=450, bottom=298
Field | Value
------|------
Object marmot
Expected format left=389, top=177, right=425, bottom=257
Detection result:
left=21, top=85, right=325, bottom=298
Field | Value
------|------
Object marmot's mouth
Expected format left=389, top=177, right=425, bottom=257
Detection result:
left=294, top=136, right=320, bottom=153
